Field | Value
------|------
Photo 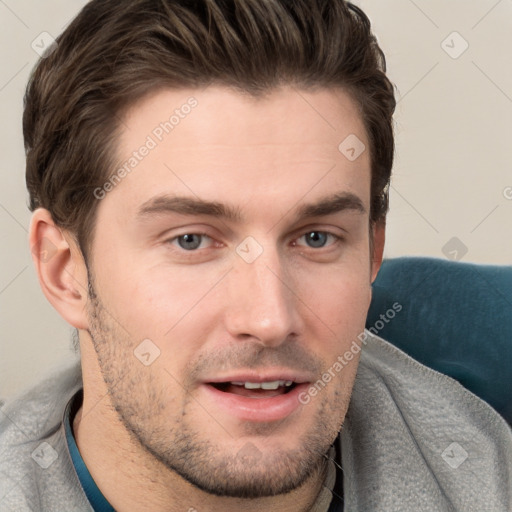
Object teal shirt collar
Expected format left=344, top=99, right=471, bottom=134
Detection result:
left=64, top=390, right=115, bottom=512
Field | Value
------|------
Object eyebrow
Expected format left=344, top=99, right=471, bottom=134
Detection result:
left=138, top=195, right=242, bottom=222
left=296, top=192, right=366, bottom=218
left=137, top=192, right=366, bottom=223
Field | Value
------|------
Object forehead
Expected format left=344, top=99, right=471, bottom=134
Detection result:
left=104, top=85, right=371, bottom=222
left=120, top=85, right=367, bottom=152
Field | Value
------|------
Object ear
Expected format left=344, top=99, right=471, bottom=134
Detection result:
left=29, top=208, right=90, bottom=330
left=370, top=220, right=386, bottom=284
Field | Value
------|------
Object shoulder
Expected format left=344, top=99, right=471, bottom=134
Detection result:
left=342, top=330, right=512, bottom=511
left=353, top=330, right=512, bottom=441
left=1, top=361, right=82, bottom=444
left=0, top=362, right=91, bottom=511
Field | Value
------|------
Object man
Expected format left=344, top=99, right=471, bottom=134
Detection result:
left=1, top=1, right=510, bottom=511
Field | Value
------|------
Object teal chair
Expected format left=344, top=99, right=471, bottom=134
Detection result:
left=367, top=257, right=512, bottom=424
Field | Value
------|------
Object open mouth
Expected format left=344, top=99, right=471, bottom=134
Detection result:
left=201, top=378, right=308, bottom=421
left=209, top=380, right=298, bottom=398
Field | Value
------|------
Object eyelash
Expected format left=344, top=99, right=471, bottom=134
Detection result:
left=166, top=230, right=343, bottom=252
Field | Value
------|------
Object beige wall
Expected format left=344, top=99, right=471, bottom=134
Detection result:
left=1, top=0, right=511, bottom=400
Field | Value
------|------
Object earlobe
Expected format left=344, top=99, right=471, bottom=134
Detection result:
left=370, top=221, right=386, bottom=283
left=29, top=208, right=89, bottom=330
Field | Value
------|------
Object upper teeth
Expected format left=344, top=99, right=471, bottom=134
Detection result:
left=230, top=380, right=293, bottom=390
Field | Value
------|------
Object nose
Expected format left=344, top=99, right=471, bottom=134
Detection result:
left=224, top=246, right=303, bottom=347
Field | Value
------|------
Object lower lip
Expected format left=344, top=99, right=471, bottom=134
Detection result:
left=200, top=383, right=309, bottom=422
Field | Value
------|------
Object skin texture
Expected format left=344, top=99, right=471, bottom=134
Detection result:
left=30, top=85, right=385, bottom=512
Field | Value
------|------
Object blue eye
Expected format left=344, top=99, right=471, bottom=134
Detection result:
left=176, top=234, right=204, bottom=250
left=303, top=231, right=330, bottom=248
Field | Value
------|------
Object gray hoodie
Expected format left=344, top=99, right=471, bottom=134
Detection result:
left=1, top=331, right=511, bottom=511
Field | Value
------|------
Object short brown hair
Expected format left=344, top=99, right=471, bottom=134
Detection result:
left=24, top=0, right=395, bottom=259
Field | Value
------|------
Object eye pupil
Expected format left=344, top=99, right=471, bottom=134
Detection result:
left=178, top=234, right=202, bottom=250
left=306, top=231, right=327, bottom=248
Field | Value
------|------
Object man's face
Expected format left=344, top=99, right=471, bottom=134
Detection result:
left=84, top=85, right=380, bottom=497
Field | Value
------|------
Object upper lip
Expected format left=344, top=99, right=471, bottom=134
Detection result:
left=204, top=370, right=313, bottom=384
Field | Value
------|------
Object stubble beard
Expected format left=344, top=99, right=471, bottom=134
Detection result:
left=85, top=280, right=349, bottom=499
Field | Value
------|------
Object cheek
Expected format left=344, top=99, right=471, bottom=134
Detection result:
left=95, top=264, right=226, bottom=378
left=97, top=260, right=219, bottom=332
left=296, top=260, right=371, bottom=335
